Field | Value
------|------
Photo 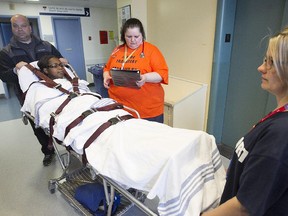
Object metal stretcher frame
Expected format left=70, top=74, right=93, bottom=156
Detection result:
left=22, top=108, right=158, bottom=216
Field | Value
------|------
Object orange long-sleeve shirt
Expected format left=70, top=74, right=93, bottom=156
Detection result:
left=104, top=41, right=168, bottom=118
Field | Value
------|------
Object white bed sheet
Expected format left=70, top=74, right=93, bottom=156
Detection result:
left=19, top=64, right=226, bottom=216
left=85, top=120, right=225, bottom=216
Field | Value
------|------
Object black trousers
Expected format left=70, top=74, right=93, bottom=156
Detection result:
left=28, top=118, right=54, bottom=155
left=144, top=114, right=164, bottom=123
left=14, top=83, right=54, bottom=156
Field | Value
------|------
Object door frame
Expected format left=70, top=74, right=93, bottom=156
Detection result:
left=207, top=0, right=288, bottom=152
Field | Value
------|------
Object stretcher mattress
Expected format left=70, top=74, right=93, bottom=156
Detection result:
left=19, top=62, right=226, bottom=216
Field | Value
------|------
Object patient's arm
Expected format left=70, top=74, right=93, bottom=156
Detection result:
left=201, top=197, right=249, bottom=216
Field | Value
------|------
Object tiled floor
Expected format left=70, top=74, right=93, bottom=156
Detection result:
left=0, top=87, right=81, bottom=215
left=0, top=118, right=82, bottom=216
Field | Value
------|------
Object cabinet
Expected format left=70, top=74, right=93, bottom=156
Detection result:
left=163, top=76, right=208, bottom=131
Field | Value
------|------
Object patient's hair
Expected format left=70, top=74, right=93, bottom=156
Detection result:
left=37, top=55, right=55, bottom=72
left=120, top=18, right=146, bottom=44
left=37, top=55, right=57, bottom=73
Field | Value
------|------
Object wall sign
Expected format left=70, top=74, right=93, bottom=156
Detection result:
left=118, top=5, right=131, bottom=27
left=40, top=6, right=90, bottom=17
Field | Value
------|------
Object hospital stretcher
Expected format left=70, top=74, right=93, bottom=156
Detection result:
left=19, top=62, right=226, bottom=216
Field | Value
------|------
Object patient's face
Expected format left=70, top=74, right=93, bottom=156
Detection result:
left=45, top=58, right=65, bottom=79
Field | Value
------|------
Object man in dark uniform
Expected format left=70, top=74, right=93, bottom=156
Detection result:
left=0, top=14, right=68, bottom=166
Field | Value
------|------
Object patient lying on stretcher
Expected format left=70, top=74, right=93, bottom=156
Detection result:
left=19, top=55, right=226, bottom=216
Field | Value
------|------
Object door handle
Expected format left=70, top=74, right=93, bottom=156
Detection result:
left=65, top=48, right=72, bottom=51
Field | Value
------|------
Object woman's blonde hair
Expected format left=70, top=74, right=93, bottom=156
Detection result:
left=267, top=27, right=288, bottom=87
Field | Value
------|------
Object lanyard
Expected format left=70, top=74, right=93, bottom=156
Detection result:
left=121, top=45, right=138, bottom=69
left=253, top=103, right=288, bottom=128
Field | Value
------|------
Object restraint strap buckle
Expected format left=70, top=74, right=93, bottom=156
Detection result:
left=68, top=92, right=79, bottom=99
left=108, top=115, right=122, bottom=125
left=50, top=112, right=56, bottom=118
left=54, top=83, right=62, bottom=89
left=81, top=109, right=94, bottom=118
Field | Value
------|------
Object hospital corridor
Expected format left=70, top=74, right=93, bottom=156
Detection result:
left=1, top=0, right=287, bottom=215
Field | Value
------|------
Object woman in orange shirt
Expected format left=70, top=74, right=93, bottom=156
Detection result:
left=103, top=18, right=168, bottom=123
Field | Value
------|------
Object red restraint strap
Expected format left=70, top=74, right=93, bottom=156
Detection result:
left=82, top=114, right=134, bottom=164
left=25, top=64, right=78, bottom=94
left=64, top=103, right=124, bottom=138
left=48, top=92, right=101, bottom=150
left=72, top=77, right=79, bottom=93
left=24, top=64, right=103, bottom=150
left=48, top=92, right=78, bottom=149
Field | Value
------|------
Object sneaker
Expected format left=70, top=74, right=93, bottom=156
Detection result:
left=43, top=153, right=55, bottom=166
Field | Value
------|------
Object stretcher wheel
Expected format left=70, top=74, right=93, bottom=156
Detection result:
left=48, top=180, right=56, bottom=194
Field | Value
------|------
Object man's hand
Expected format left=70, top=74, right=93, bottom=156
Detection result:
left=15, top=61, right=28, bottom=70
left=59, top=58, right=69, bottom=65
left=15, top=61, right=28, bottom=74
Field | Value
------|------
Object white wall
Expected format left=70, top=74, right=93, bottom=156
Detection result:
left=147, top=0, right=217, bottom=130
left=82, top=7, right=118, bottom=65
left=147, top=0, right=217, bottom=85
left=0, top=2, right=118, bottom=82
left=116, top=0, right=147, bottom=40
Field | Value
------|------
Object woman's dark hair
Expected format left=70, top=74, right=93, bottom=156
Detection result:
left=37, top=55, right=55, bottom=72
left=120, top=18, right=146, bottom=44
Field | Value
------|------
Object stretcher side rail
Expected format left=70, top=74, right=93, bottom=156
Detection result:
left=22, top=111, right=73, bottom=183
left=100, top=174, right=158, bottom=216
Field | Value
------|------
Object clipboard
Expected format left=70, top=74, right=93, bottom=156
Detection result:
left=110, top=68, right=141, bottom=89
